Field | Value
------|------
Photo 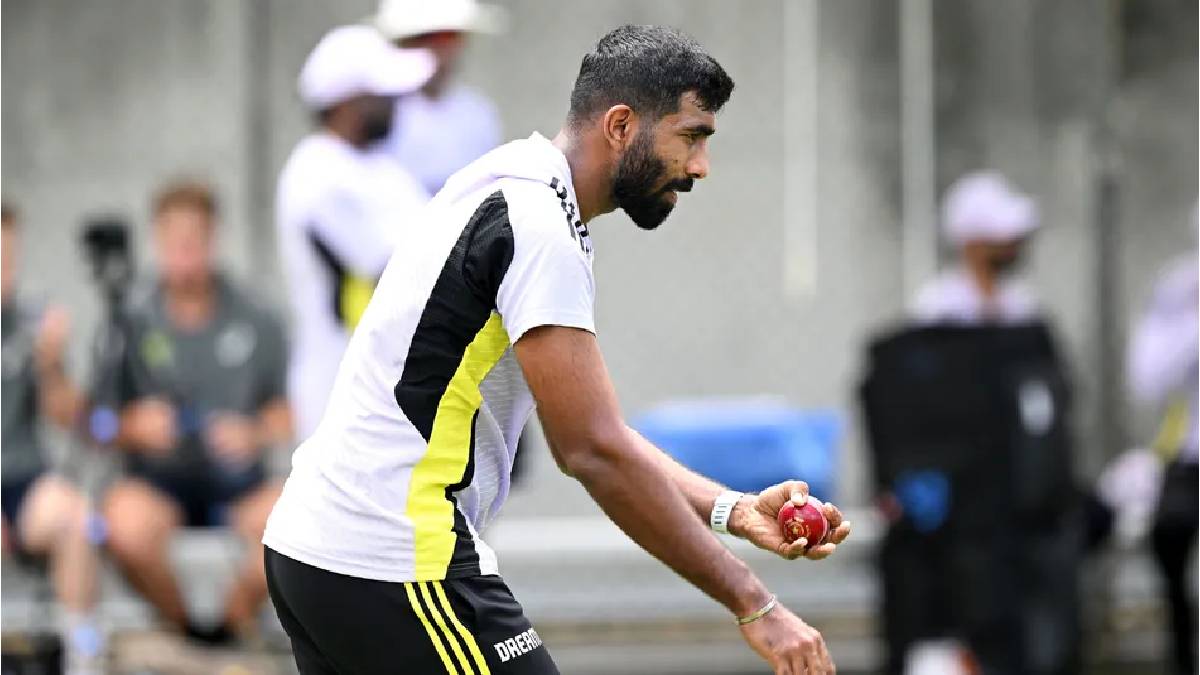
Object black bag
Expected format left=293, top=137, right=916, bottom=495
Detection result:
left=859, top=322, right=1082, bottom=675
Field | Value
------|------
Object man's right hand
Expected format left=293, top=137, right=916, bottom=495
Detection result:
left=739, top=603, right=834, bottom=675
left=121, top=398, right=178, bottom=456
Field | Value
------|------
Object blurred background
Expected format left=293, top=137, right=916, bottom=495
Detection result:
left=1, top=0, right=1196, bottom=673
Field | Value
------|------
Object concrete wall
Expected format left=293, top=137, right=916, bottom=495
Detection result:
left=2, top=0, right=1195, bottom=517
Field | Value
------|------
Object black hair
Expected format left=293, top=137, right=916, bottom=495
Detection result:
left=1, top=202, right=15, bottom=229
left=567, top=25, right=734, bottom=128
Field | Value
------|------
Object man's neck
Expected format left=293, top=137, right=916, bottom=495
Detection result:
left=966, top=261, right=998, bottom=299
left=421, top=79, right=446, bottom=100
left=552, top=129, right=614, bottom=224
left=164, top=276, right=217, bottom=332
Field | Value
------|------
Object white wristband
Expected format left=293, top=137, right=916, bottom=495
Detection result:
left=710, top=490, right=745, bottom=535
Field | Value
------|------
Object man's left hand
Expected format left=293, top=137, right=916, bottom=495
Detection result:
left=728, top=480, right=852, bottom=561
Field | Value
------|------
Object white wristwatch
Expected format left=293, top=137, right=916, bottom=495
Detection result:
left=710, top=490, right=745, bottom=534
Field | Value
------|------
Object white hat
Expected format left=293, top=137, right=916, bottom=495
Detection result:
left=298, top=25, right=436, bottom=110
left=370, top=0, right=507, bottom=41
left=942, top=171, right=1040, bottom=246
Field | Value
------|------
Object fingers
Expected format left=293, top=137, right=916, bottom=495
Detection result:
left=803, top=629, right=832, bottom=675
left=828, top=521, right=851, bottom=546
left=798, top=627, right=831, bottom=675
left=821, top=502, right=843, bottom=527
left=803, top=543, right=836, bottom=560
left=814, top=632, right=835, bottom=674
left=787, top=480, right=810, bottom=507
left=779, top=538, right=809, bottom=560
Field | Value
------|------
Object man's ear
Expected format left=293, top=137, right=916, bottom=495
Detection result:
left=600, top=105, right=637, bottom=151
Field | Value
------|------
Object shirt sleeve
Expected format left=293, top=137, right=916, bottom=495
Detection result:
left=1128, top=262, right=1200, bottom=404
left=496, top=206, right=595, bottom=344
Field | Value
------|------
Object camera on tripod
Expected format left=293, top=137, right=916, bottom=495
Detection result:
left=80, top=215, right=135, bottom=445
left=80, top=216, right=133, bottom=300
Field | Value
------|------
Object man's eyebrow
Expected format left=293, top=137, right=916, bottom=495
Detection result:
left=683, top=123, right=716, bottom=137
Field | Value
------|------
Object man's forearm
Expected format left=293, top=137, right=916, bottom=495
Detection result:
left=628, top=426, right=747, bottom=528
left=36, top=365, right=83, bottom=429
left=566, top=426, right=772, bottom=617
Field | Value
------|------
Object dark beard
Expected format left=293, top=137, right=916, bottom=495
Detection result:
left=362, top=114, right=394, bottom=145
left=611, top=131, right=691, bottom=231
left=988, top=253, right=1023, bottom=276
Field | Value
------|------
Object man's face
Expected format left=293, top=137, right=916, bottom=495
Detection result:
left=155, top=206, right=215, bottom=290
left=353, top=94, right=397, bottom=144
left=965, top=238, right=1027, bottom=276
left=611, top=93, right=715, bottom=231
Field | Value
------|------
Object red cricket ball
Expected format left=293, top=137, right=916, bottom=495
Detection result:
left=777, top=499, right=829, bottom=545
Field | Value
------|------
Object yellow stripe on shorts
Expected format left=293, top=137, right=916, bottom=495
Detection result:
left=404, top=582, right=461, bottom=675
left=433, top=581, right=493, bottom=675
left=420, top=581, right=475, bottom=675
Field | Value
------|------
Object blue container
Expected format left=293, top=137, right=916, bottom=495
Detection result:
left=633, top=399, right=841, bottom=502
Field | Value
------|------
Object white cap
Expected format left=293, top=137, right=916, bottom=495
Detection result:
left=370, top=0, right=508, bottom=42
left=298, top=25, right=436, bottom=110
left=942, top=171, right=1040, bottom=246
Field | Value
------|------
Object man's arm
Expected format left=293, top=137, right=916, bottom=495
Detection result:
left=514, top=325, right=834, bottom=674
left=514, top=325, right=769, bottom=616
left=32, top=306, right=83, bottom=428
left=633, top=428, right=851, bottom=560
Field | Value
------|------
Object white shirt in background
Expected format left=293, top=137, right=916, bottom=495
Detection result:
left=911, top=268, right=1040, bottom=326
left=276, top=132, right=430, bottom=439
left=1128, top=256, right=1199, bottom=462
left=387, top=85, right=502, bottom=196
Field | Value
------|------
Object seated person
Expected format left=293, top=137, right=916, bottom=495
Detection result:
left=1, top=203, right=101, bottom=674
left=97, top=182, right=291, bottom=643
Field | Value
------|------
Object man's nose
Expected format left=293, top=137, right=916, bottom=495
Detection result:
left=686, top=149, right=710, bottom=180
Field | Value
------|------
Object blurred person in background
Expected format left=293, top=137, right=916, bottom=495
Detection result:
left=2, top=204, right=103, bottom=674
left=898, top=172, right=1075, bottom=675
left=373, top=0, right=506, bottom=196
left=1128, top=207, right=1198, bottom=675
left=99, top=182, right=291, bottom=644
left=276, top=26, right=434, bottom=440
left=913, top=171, right=1041, bottom=325
left=264, top=25, right=850, bottom=675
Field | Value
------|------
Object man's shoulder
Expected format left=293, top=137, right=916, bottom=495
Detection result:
left=497, top=179, right=573, bottom=231
left=279, top=135, right=358, bottom=195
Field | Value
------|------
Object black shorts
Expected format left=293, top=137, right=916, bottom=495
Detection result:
left=1, top=472, right=40, bottom=527
left=264, top=547, right=560, bottom=675
left=128, top=460, right=265, bottom=527
left=1, top=472, right=41, bottom=554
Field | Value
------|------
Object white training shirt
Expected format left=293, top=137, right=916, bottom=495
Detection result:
left=264, top=133, right=596, bottom=582
left=1128, top=257, right=1199, bottom=461
left=275, top=132, right=430, bottom=440
left=911, top=267, right=1039, bottom=326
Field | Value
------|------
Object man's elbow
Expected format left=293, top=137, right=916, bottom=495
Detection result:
left=550, top=425, right=630, bottom=482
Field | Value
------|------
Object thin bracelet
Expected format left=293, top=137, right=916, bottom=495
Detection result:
left=735, top=595, right=778, bottom=626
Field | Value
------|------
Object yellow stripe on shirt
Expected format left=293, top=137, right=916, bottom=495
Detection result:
left=407, top=312, right=510, bottom=580
left=340, top=274, right=376, bottom=331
